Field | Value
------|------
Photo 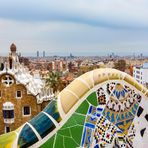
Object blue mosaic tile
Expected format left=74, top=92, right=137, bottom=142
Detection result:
left=85, top=123, right=95, bottom=129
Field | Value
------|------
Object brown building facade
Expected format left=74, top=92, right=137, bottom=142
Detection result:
left=0, top=44, right=50, bottom=135
left=0, top=74, right=42, bottom=134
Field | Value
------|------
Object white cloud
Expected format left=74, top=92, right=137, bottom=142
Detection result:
left=0, top=0, right=148, bottom=56
left=0, top=0, right=148, bottom=28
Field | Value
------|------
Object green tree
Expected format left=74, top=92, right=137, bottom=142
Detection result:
left=46, top=72, right=65, bottom=93
left=114, top=59, right=126, bottom=71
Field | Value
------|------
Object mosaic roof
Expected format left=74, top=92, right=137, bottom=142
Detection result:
left=0, top=68, right=147, bottom=148
left=0, top=53, right=55, bottom=103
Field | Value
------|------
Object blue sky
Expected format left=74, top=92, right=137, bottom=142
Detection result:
left=0, top=0, right=148, bottom=56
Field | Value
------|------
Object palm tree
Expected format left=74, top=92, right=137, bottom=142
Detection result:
left=46, top=72, right=65, bottom=93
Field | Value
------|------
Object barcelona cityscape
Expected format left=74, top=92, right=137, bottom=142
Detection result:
left=0, top=0, right=148, bottom=148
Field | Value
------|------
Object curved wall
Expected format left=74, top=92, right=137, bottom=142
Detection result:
left=0, top=68, right=147, bottom=148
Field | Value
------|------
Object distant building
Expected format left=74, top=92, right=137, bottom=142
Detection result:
left=0, top=44, right=54, bottom=134
left=69, top=53, right=74, bottom=59
left=19, top=56, right=30, bottom=66
left=43, top=51, right=45, bottom=58
left=37, top=51, right=39, bottom=58
left=133, top=63, right=148, bottom=88
left=52, top=60, right=63, bottom=72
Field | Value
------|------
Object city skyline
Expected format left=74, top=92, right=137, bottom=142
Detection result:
left=0, top=0, right=148, bottom=56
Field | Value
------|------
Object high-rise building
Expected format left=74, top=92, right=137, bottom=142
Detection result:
left=43, top=51, right=45, bottom=58
left=37, top=51, right=39, bottom=57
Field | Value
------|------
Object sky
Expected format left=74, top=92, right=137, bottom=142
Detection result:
left=0, top=0, right=148, bottom=56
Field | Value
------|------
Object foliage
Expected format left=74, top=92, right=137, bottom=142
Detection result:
left=114, top=59, right=126, bottom=71
left=46, top=72, right=65, bottom=93
left=77, top=65, right=100, bottom=76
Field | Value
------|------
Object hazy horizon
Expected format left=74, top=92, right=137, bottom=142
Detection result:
left=0, top=49, right=147, bottom=57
